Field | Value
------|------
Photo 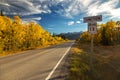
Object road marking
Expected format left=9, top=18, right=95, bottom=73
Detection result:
left=45, top=43, right=73, bottom=80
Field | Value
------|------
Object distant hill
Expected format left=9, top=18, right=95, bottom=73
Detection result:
left=59, top=32, right=83, bottom=40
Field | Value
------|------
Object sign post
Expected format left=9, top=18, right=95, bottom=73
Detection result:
left=90, top=34, right=94, bottom=72
left=83, top=15, right=102, bottom=74
left=116, top=21, right=120, bottom=44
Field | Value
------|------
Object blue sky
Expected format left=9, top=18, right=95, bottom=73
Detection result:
left=0, top=0, right=120, bottom=33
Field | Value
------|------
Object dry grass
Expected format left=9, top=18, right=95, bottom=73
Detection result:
left=71, top=47, right=83, bottom=54
left=68, top=42, right=120, bottom=80
left=68, top=41, right=120, bottom=80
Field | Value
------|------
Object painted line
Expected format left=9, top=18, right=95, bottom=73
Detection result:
left=45, top=43, right=73, bottom=80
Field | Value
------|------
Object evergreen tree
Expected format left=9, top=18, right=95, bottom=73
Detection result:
left=0, top=10, right=4, bottom=16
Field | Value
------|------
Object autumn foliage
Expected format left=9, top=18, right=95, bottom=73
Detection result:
left=80, top=20, right=120, bottom=45
left=0, top=16, right=65, bottom=54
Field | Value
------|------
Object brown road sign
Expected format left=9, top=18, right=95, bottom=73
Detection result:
left=83, top=15, right=102, bottom=23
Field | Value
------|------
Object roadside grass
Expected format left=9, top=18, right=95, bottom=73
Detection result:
left=67, top=41, right=120, bottom=80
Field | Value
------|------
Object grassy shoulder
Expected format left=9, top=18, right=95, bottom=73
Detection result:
left=67, top=41, right=120, bottom=80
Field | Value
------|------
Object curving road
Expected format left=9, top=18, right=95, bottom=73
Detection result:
left=0, top=41, right=74, bottom=80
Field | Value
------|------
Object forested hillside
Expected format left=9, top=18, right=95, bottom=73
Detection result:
left=59, top=32, right=83, bottom=40
left=0, top=16, right=66, bottom=55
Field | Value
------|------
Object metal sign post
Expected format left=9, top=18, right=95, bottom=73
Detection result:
left=83, top=15, right=102, bottom=74
left=90, top=34, right=94, bottom=72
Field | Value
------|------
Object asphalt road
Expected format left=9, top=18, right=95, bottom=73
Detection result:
left=0, top=41, right=74, bottom=80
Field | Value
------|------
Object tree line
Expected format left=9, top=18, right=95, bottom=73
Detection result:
left=80, top=20, right=120, bottom=45
left=0, top=16, right=66, bottom=54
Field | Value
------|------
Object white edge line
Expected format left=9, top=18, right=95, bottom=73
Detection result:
left=45, top=43, right=73, bottom=80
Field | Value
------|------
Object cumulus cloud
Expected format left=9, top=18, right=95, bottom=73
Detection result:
left=76, top=21, right=81, bottom=24
left=68, top=21, right=74, bottom=26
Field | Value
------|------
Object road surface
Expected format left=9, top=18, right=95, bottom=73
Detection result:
left=0, top=42, right=74, bottom=80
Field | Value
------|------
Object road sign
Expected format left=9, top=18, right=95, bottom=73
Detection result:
left=83, top=15, right=102, bottom=74
left=83, top=15, right=102, bottom=23
left=88, top=22, right=97, bottom=34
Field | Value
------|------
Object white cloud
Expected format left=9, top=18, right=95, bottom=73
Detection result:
left=87, top=0, right=120, bottom=18
left=32, top=17, right=42, bottom=21
left=0, top=2, right=10, bottom=6
left=80, top=18, right=83, bottom=22
left=22, top=19, right=38, bottom=24
left=110, top=8, right=120, bottom=18
left=0, top=0, right=120, bottom=19
left=80, top=0, right=93, bottom=7
left=68, top=21, right=74, bottom=26
left=22, top=17, right=42, bottom=24
left=63, top=1, right=81, bottom=18
left=57, top=0, right=94, bottom=18
left=76, top=21, right=81, bottom=24
left=0, top=0, right=51, bottom=16
left=56, top=0, right=120, bottom=19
